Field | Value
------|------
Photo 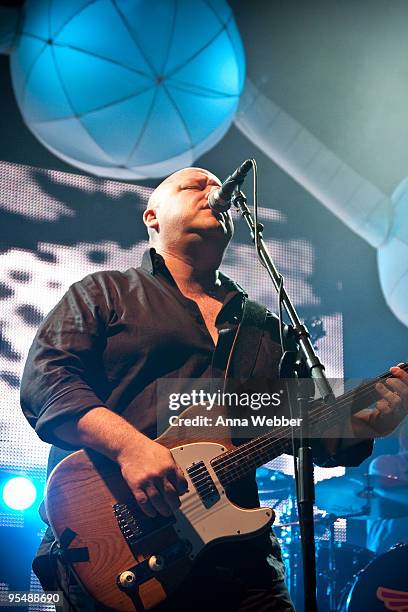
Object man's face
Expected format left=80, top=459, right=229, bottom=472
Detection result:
left=144, top=167, right=234, bottom=248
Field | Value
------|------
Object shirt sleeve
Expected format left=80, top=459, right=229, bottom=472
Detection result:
left=312, top=436, right=374, bottom=467
left=20, top=274, right=112, bottom=450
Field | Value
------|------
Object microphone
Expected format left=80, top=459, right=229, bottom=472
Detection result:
left=208, top=159, right=252, bottom=212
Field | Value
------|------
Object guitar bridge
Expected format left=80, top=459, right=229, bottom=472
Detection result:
left=113, top=502, right=175, bottom=550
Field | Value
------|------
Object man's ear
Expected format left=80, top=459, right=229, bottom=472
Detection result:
left=143, top=207, right=159, bottom=232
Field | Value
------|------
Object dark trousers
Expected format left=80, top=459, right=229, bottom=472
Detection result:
left=55, top=559, right=295, bottom=612
left=34, top=528, right=295, bottom=611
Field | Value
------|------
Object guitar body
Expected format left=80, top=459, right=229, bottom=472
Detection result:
left=45, top=405, right=274, bottom=611
left=45, top=362, right=408, bottom=610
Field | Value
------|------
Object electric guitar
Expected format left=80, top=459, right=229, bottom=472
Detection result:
left=45, top=364, right=408, bottom=611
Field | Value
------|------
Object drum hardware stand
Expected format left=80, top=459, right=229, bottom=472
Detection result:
left=316, top=509, right=367, bottom=612
left=232, top=186, right=336, bottom=612
left=320, top=483, right=376, bottom=612
left=327, top=514, right=337, bottom=612
left=279, top=492, right=300, bottom=604
left=311, top=513, right=340, bottom=612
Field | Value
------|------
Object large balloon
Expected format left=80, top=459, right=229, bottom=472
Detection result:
left=10, top=0, right=245, bottom=179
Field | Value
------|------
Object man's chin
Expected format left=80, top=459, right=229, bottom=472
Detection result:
left=187, top=224, right=231, bottom=249
left=192, top=222, right=229, bottom=237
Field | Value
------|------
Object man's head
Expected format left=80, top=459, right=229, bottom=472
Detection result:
left=143, top=167, right=234, bottom=265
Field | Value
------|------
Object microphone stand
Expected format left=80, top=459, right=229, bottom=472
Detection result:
left=232, top=189, right=335, bottom=612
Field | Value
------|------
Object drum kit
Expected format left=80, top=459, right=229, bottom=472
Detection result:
left=256, top=467, right=408, bottom=611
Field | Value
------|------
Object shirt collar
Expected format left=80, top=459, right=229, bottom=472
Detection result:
left=141, top=247, right=247, bottom=299
left=141, top=247, right=165, bottom=274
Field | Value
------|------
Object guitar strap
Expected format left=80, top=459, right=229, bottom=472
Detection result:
left=58, top=527, right=89, bottom=564
left=220, top=297, right=269, bottom=450
left=224, top=297, right=268, bottom=381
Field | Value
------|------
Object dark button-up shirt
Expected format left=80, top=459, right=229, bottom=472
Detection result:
left=20, top=248, right=373, bottom=590
left=21, top=248, right=372, bottom=478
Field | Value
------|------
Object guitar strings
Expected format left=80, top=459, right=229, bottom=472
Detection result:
left=209, top=364, right=408, bottom=486
left=189, top=379, right=381, bottom=491
left=172, top=365, right=408, bottom=505
left=218, top=367, right=400, bottom=470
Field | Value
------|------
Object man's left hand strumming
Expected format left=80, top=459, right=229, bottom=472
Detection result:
left=352, top=364, right=408, bottom=437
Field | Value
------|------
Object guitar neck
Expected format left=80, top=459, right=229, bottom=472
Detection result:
left=211, top=363, right=408, bottom=487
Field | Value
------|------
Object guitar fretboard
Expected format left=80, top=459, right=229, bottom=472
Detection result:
left=210, top=363, right=408, bottom=486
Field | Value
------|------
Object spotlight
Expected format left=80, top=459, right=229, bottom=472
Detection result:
left=2, top=476, right=37, bottom=510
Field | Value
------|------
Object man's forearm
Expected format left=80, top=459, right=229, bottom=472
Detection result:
left=53, top=406, right=189, bottom=518
left=53, top=406, right=149, bottom=463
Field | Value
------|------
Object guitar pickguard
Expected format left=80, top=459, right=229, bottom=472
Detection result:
left=171, top=442, right=273, bottom=559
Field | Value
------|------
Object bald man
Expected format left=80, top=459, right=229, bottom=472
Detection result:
left=21, top=167, right=408, bottom=611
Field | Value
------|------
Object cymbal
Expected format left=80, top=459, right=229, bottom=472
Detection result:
left=256, top=467, right=293, bottom=500
left=315, top=475, right=408, bottom=520
left=257, top=466, right=293, bottom=480
left=258, top=487, right=292, bottom=500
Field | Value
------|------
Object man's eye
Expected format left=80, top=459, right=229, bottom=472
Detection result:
left=182, top=184, right=202, bottom=190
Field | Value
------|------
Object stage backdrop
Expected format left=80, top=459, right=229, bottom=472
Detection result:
left=0, top=160, right=344, bottom=605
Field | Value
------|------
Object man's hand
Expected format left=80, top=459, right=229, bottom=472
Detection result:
left=117, top=436, right=189, bottom=518
left=53, top=406, right=189, bottom=519
left=352, top=364, right=408, bottom=437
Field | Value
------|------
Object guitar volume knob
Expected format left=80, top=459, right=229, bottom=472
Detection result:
left=118, top=570, right=136, bottom=589
left=148, top=555, right=165, bottom=572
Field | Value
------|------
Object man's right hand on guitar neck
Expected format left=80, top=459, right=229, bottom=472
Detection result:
left=53, top=406, right=188, bottom=518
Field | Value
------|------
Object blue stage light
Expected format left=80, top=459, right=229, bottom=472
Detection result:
left=2, top=476, right=37, bottom=510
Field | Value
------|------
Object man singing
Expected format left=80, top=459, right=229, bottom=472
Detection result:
left=21, top=166, right=408, bottom=611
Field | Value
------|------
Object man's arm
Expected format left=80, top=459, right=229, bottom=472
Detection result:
left=20, top=275, right=187, bottom=518
left=312, top=365, right=408, bottom=467
left=53, top=407, right=188, bottom=518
